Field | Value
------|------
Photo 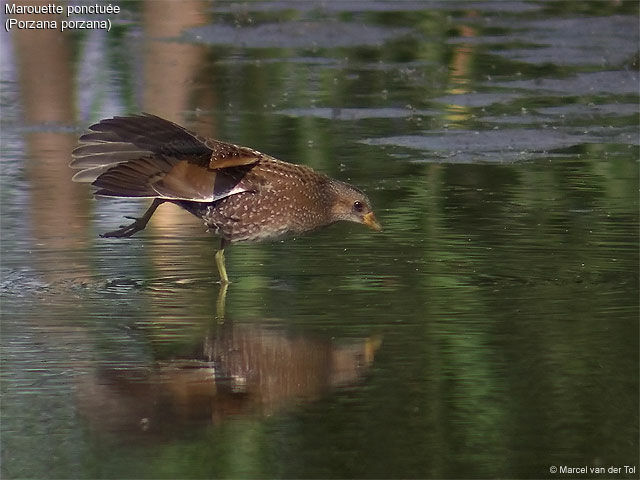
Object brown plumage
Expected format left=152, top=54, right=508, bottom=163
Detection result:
left=70, top=113, right=381, bottom=282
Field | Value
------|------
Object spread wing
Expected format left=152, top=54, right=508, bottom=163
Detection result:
left=70, top=113, right=262, bottom=202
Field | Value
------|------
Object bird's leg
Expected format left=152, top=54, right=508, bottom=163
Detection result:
left=101, top=198, right=165, bottom=238
left=216, top=281, right=228, bottom=322
left=214, top=238, right=230, bottom=284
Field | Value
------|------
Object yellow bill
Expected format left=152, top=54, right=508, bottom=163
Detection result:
left=362, top=212, right=382, bottom=231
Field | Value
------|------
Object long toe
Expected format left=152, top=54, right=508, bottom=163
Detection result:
left=101, top=222, right=142, bottom=238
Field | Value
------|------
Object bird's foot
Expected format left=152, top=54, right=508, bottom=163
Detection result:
left=101, top=216, right=148, bottom=238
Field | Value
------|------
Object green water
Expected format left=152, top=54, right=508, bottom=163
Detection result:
left=1, top=1, right=638, bottom=478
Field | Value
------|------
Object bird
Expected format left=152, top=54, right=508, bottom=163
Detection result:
left=70, top=113, right=381, bottom=283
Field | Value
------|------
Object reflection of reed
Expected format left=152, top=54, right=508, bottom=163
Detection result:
left=11, top=0, right=89, bottom=279
left=76, top=323, right=381, bottom=437
left=142, top=0, right=209, bottom=122
left=444, top=22, right=477, bottom=125
left=141, top=0, right=210, bottom=236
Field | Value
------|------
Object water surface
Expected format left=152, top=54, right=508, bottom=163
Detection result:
left=1, top=1, right=638, bottom=478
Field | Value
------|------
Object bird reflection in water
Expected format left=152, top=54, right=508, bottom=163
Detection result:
left=76, top=322, right=381, bottom=437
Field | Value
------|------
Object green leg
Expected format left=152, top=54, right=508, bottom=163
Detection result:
left=216, top=281, right=228, bottom=322
left=215, top=239, right=229, bottom=320
left=215, top=238, right=229, bottom=284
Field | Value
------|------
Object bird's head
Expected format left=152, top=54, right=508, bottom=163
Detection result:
left=328, top=180, right=382, bottom=232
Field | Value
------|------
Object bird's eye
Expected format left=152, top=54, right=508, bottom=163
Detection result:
left=353, top=201, right=364, bottom=213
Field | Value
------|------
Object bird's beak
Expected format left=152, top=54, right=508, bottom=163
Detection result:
left=362, top=212, right=382, bottom=232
